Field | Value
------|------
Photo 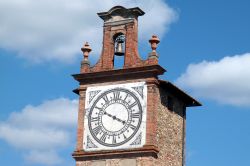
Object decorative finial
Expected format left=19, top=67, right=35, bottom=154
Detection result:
left=81, top=42, right=92, bottom=62
left=81, top=42, right=92, bottom=73
left=148, top=35, right=160, bottom=59
left=149, top=35, right=160, bottom=53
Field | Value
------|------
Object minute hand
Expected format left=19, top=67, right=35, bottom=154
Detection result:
left=103, top=111, right=126, bottom=124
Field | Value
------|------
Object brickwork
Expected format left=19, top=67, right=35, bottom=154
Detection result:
left=75, top=89, right=87, bottom=151
left=80, top=6, right=159, bottom=74
left=90, top=18, right=142, bottom=72
left=145, top=80, right=158, bottom=146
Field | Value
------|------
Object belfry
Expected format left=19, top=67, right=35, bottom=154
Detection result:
left=72, top=6, right=201, bottom=166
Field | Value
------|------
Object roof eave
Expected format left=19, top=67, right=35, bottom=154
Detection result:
left=159, top=80, right=202, bottom=107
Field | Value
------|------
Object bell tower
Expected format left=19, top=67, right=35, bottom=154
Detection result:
left=72, top=6, right=201, bottom=166
left=97, top=6, right=144, bottom=70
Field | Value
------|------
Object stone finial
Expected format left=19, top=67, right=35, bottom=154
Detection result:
left=81, top=42, right=92, bottom=62
left=149, top=35, right=160, bottom=53
left=147, top=35, right=160, bottom=64
left=81, top=42, right=92, bottom=73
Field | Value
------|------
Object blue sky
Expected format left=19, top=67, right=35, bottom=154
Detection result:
left=0, top=0, right=250, bottom=165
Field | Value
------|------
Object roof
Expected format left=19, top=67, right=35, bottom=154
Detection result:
left=97, top=6, right=145, bottom=21
left=159, top=80, right=201, bottom=107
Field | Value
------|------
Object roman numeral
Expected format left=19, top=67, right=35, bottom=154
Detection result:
left=132, top=113, right=140, bottom=118
left=130, top=124, right=137, bottom=130
left=100, top=132, right=107, bottom=142
left=112, top=135, right=117, bottom=144
left=113, top=91, right=120, bottom=101
left=95, top=106, right=102, bottom=111
left=124, top=93, right=128, bottom=101
left=102, top=95, right=109, bottom=103
left=128, top=102, right=137, bottom=109
left=123, top=134, right=127, bottom=140
left=91, top=117, right=99, bottom=122
left=92, top=126, right=102, bottom=135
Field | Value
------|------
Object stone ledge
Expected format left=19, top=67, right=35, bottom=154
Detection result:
left=72, top=65, right=166, bottom=86
left=72, top=145, right=159, bottom=161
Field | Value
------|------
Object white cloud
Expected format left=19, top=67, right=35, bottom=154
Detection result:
left=0, top=98, right=78, bottom=165
left=24, top=150, right=63, bottom=165
left=175, top=53, right=250, bottom=107
left=0, top=0, right=177, bottom=64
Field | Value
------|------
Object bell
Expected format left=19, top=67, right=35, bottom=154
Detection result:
left=115, top=41, right=124, bottom=56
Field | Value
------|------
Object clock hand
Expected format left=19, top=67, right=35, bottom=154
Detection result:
left=103, top=111, right=126, bottom=124
left=103, top=111, right=113, bottom=118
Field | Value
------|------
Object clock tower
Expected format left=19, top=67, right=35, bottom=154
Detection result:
left=72, top=6, right=201, bottom=166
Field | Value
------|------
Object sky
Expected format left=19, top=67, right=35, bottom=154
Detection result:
left=0, top=0, right=250, bottom=165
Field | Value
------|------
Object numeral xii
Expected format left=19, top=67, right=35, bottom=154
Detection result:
left=113, top=91, right=120, bottom=101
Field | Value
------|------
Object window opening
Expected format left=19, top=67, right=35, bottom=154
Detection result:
left=114, top=34, right=125, bottom=69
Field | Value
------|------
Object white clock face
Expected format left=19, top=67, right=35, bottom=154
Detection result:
left=88, top=88, right=142, bottom=147
left=83, top=82, right=147, bottom=151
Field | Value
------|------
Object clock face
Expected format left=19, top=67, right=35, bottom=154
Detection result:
left=83, top=82, right=147, bottom=151
left=88, top=88, right=142, bottom=147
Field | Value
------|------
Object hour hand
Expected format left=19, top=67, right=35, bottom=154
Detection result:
left=103, top=111, right=113, bottom=118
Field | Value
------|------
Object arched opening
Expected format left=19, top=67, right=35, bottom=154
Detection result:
left=113, top=33, right=125, bottom=69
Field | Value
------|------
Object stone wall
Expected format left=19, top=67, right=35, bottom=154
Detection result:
left=153, top=87, right=185, bottom=166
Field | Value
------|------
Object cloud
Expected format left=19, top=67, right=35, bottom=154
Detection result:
left=24, top=150, right=63, bottom=166
left=0, top=98, right=78, bottom=165
left=175, top=53, right=250, bottom=107
left=0, top=0, right=177, bottom=64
